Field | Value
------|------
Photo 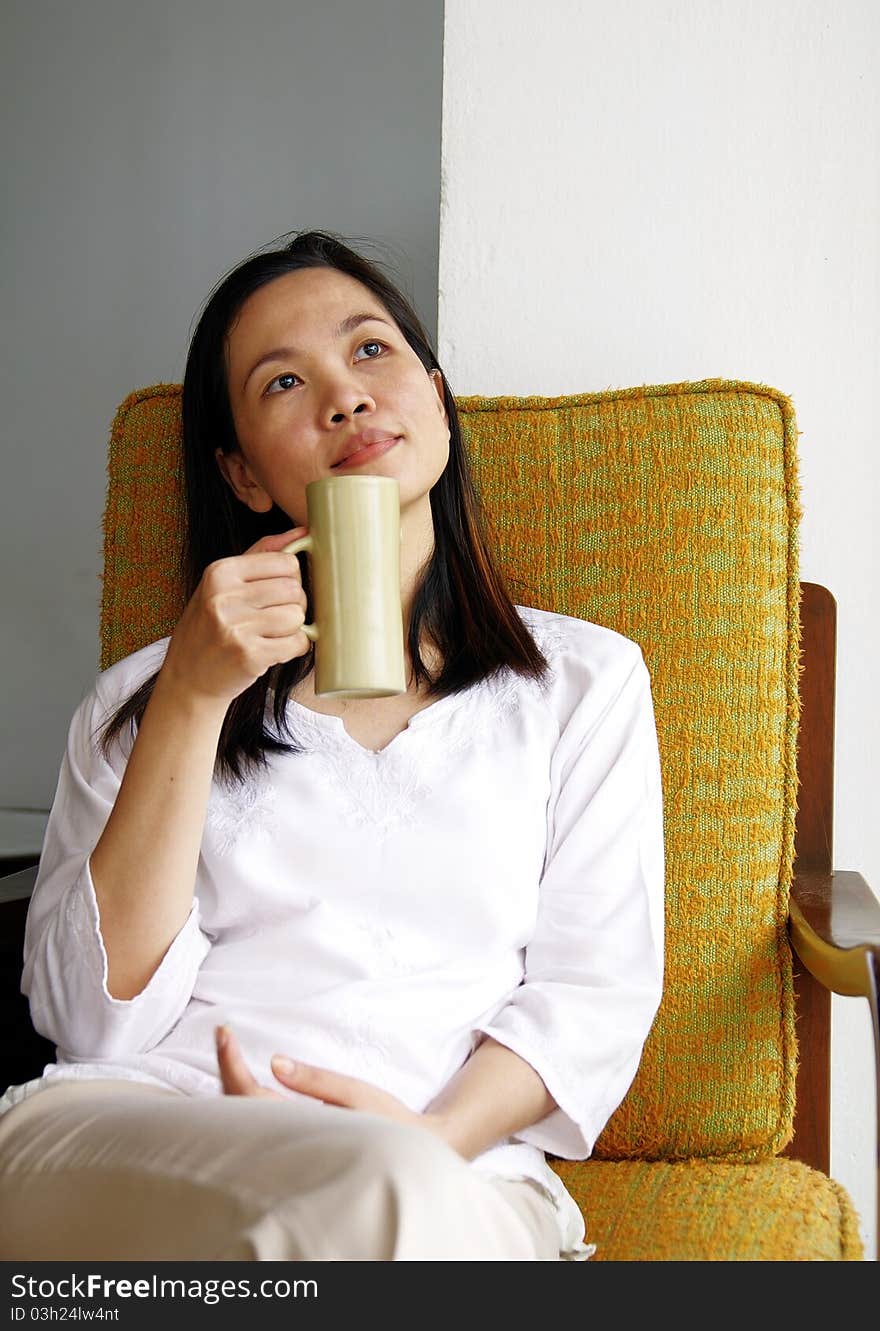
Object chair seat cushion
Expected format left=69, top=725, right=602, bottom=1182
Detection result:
left=549, top=1157, right=863, bottom=1260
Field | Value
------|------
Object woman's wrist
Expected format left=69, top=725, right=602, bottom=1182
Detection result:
left=419, top=1111, right=473, bottom=1160
left=420, top=1038, right=557, bottom=1163
left=153, top=656, right=232, bottom=730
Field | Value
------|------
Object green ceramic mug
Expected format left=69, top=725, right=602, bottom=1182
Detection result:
left=283, top=475, right=406, bottom=698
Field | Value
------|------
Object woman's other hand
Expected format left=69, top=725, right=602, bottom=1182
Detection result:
left=161, top=529, right=311, bottom=707
left=215, top=1026, right=462, bottom=1152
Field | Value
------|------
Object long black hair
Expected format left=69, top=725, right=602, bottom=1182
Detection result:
left=101, top=230, right=547, bottom=780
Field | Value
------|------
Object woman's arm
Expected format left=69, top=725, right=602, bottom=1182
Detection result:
left=90, top=529, right=310, bottom=999
left=21, top=667, right=215, bottom=1057
left=88, top=672, right=228, bottom=999
left=473, top=642, right=665, bottom=1160
left=423, top=1036, right=556, bottom=1160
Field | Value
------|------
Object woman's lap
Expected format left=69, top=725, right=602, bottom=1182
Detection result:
left=0, top=1079, right=561, bottom=1261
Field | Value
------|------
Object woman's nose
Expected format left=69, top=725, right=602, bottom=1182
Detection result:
left=329, top=396, right=375, bottom=424
left=319, top=371, right=376, bottom=425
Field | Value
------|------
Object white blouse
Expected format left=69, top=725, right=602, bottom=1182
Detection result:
left=1, top=606, right=665, bottom=1262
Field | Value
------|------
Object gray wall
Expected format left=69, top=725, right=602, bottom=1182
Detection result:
left=1, top=0, right=444, bottom=817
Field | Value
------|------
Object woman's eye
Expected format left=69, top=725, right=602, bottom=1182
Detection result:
left=356, top=341, right=385, bottom=360
left=265, top=372, right=300, bottom=395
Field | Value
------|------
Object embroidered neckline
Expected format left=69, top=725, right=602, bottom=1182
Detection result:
left=282, top=667, right=525, bottom=835
left=284, top=685, right=462, bottom=757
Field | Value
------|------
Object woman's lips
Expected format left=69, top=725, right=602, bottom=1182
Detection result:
left=331, top=437, right=401, bottom=470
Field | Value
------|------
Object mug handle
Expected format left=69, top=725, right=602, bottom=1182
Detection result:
left=283, top=535, right=319, bottom=642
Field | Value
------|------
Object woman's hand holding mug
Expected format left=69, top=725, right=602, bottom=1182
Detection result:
left=160, top=475, right=406, bottom=709
left=160, top=528, right=312, bottom=707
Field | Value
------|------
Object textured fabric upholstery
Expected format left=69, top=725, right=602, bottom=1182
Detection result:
left=552, top=1158, right=861, bottom=1261
left=99, top=378, right=863, bottom=1259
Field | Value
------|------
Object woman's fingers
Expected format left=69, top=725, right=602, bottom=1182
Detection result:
left=216, top=1025, right=280, bottom=1098
left=258, top=605, right=307, bottom=639
left=238, top=553, right=307, bottom=583
left=247, top=527, right=309, bottom=555
left=211, top=577, right=307, bottom=617
left=211, top=551, right=306, bottom=586
left=210, top=601, right=307, bottom=643
left=215, top=1024, right=254, bottom=1093
left=200, top=553, right=309, bottom=636
left=206, top=528, right=308, bottom=587
left=241, top=578, right=307, bottom=611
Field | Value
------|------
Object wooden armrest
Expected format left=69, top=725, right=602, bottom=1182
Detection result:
left=790, top=867, right=880, bottom=1261
left=789, top=869, right=880, bottom=997
left=0, top=864, right=39, bottom=905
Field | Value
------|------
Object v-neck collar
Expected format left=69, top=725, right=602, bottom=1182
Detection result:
left=284, top=687, right=470, bottom=756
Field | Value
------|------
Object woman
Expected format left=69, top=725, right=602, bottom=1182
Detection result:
left=0, top=230, right=664, bottom=1262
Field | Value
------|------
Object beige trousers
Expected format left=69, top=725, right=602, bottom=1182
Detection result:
left=0, top=1080, right=562, bottom=1261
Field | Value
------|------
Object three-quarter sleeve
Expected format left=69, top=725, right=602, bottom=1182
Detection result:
left=476, top=643, right=665, bottom=1159
left=21, top=672, right=213, bottom=1059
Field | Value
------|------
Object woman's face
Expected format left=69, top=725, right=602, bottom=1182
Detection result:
left=220, top=266, right=450, bottom=527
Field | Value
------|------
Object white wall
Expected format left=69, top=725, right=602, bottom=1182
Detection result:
left=439, top=0, right=879, bottom=1257
left=1, top=0, right=443, bottom=822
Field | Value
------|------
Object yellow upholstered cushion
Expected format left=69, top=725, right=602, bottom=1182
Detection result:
left=552, top=1158, right=862, bottom=1260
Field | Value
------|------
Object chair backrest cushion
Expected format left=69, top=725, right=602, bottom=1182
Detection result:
left=101, top=377, right=802, bottom=1162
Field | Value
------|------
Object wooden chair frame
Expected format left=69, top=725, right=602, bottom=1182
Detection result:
left=784, top=582, right=880, bottom=1259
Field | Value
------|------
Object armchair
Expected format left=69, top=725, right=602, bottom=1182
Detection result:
left=2, top=376, right=878, bottom=1261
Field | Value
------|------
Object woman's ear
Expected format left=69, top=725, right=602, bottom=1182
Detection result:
left=215, top=448, right=274, bottom=513
left=429, top=368, right=449, bottom=428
